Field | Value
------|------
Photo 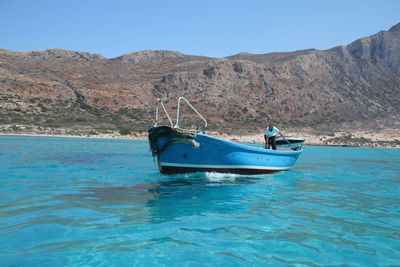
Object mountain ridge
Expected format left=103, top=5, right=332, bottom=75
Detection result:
left=0, top=23, right=399, bottom=135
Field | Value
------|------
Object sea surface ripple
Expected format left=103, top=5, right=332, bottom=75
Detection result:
left=0, top=136, right=399, bottom=266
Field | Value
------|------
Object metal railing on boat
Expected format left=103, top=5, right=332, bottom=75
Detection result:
left=153, top=98, right=173, bottom=127
left=153, top=97, right=208, bottom=134
left=175, top=97, right=207, bottom=133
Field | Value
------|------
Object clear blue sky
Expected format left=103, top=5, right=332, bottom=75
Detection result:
left=0, top=0, right=399, bottom=58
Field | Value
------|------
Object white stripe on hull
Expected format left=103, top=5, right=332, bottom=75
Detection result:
left=160, top=162, right=291, bottom=171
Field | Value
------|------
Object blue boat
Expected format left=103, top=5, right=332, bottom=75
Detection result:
left=148, top=97, right=303, bottom=175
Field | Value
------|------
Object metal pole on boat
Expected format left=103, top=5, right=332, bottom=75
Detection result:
left=285, top=139, right=291, bottom=146
left=153, top=98, right=160, bottom=127
left=174, top=97, right=208, bottom=133
left=153, top=98, right=174, bottom=127
left=175, top=98, right=182, bottom=129
left=161, top=101, right=174, bottom=127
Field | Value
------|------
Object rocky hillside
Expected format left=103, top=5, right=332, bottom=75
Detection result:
left=0, top=23, right=399, bottom=135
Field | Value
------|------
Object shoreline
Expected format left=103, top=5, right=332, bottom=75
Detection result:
left=0, top=132, right=147, bottom=140
left=1, top=130, right=399, bottom=148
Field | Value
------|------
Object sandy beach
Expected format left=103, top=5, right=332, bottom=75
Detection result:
left=1, top=124, right=399, bottom=148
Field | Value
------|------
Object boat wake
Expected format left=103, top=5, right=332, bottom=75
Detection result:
left=205, top=172, right=239, bottom=182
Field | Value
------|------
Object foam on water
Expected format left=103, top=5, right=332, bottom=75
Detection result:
left=205, top=172, right=240, bottom=182
left=0, top=136, right=399, bottom=266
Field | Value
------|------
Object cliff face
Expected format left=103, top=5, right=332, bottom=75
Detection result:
left=0, top=23, right=399, bottom=134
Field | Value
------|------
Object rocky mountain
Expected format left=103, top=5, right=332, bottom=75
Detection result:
left=0, top=23, right=399, bottom=135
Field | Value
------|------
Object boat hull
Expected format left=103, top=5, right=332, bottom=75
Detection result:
left=160, top=165, right=283, bottom=175
left=149, top=126, right=302, bottom=175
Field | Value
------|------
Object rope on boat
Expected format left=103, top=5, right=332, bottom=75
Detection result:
left=148, top=126, right=199, bottom=157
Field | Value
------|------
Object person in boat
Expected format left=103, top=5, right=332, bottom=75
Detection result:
left=264, top=125, right=286, bottom=150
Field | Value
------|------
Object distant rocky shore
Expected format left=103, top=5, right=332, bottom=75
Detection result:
left=1, top=124, right=399, bottom=148
left=1, top=23, right=400, bottom=140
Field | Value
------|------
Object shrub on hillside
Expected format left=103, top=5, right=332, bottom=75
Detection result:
left=118, top=127, right=131, bottom=135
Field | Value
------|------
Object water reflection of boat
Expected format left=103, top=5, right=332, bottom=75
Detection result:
left=148, top=97, right=302, bottom=175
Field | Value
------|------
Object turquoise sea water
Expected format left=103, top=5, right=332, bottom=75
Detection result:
left=0, top=136, right=399, bottom=266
